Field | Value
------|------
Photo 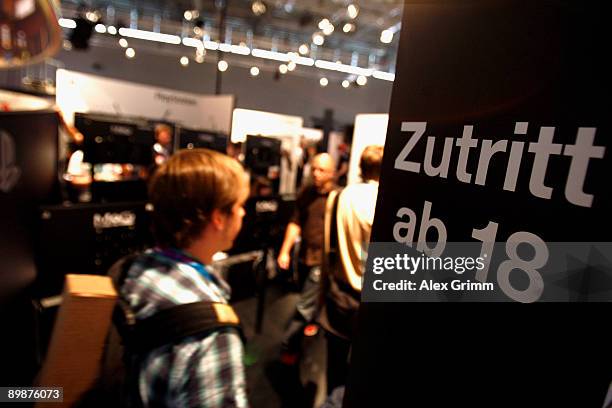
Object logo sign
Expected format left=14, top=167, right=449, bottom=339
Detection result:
left=93, top=211, right=136, bottom=229
left=109, top=125, right=133, bottom=136
left=198, top=134, right=214, bottom=142
left=0, top=130, right=21, bottom=193
left=154, top=92, right=197, bottom=106
left=255, top=200, right=278, bottom=213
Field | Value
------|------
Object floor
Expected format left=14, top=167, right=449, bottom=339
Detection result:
left=233, top=280, right=328, bottom=408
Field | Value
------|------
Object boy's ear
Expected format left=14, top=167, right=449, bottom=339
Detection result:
left=210, top=208, right=226, bottom=230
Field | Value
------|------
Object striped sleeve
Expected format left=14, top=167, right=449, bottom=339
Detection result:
left=181, top=330, right=249, bottom=408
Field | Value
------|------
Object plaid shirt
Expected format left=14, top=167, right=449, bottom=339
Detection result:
left=121, top=248, right=249, bottom=408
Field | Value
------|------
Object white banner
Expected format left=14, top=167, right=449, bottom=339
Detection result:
left=56, top=69, right=234, bottom=133
left=348, top=114, right=388, bottom=185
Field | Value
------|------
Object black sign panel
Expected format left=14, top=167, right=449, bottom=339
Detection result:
left=0, top=110, right=58, bottom=299
left=345, top=2, right=611, bottom=407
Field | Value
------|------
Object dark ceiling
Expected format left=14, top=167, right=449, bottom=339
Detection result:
left=59, top=0, right=403, bottom=76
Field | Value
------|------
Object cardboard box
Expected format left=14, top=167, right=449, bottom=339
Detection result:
left=36, top=274, right=117, bottom=407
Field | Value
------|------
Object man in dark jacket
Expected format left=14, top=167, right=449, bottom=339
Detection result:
left=277, top=153, right=336, bottom=362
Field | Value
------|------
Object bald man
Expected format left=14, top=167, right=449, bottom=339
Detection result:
left=277, top=153, right=336, bottom=363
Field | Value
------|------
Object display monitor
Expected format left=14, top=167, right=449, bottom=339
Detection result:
left=244, top=135, right=281, bottom=174
left=75, top=112, right=157, bottom=165
left=178, top=127, right=227, bottom=153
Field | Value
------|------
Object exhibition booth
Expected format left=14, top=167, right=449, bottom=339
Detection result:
left=0, top=67, right=356, bottom=398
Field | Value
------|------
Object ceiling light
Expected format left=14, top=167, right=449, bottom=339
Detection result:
left=287, top=61, right=296, bottom=71
left=119, top=28, right=181, bottom=45
left=62, top=40, right=72, bottom=51
left=252, top=1, right=267, bottom=16
left=343, top=23, right=354, bottom=33
left=193, top=26, right=203, bottom=37
left=183, top=37, right=203, bottom=48
left=180, top=56, right=189, bottom=66
left=252, top=48, right=290, bottom=62
left=119, top=38, right=128, bottom=48
left=380, top=29, right=393, bottom=44
left=125, top=47, right=135, bottom=59
left=373, top=71, right=395, bottom=81
left=314, top=59, right=373, bottom=76
left=342, top=80, right=350, bottom=88
left=279, top=64, right=288, bottom=74
left=229, top=45, right=251, bottom=55
left=357, top=75, right=367, bottom=86
left=348, top=4, right=359, bottom=19
left=298, top=44, right=309, bottom=55
left=184, top=10, right=198, bottom=21
left=319, top=77, right=328, bottom=87
left=107, top=25, right=117, bottom=35
left=312, top=33, right=324, bottom=46
left=322, top=24, right=334, bottom=36
left=85, top=11, right=100, bottom=23
left=250, top=66, right=260, bottom=76
left=218, top=60, right=229, bottom=72
left=195, top=48, right=205, bottom=63
left=318, top=18, right=330, bottom=30
left=204, top=41, right=219, bottom=50
left=95, top=24, right=106, bottom=33
left=58, top=18, right=76, bottom=29
left=292, top=56, right=315, bottom=66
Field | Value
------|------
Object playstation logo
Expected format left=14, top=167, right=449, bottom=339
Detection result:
left=0, top=130, right=21, bottom=193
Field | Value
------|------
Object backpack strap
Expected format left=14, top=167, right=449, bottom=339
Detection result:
left=125, top=301, right=244, bottom=354
left=321, top=188, right=342, bottom=308
left=108, top=254, right=140, bottom=328
left=108, top=253, right=140, bottom=288
left=323, top=188, right=343, bottom=277
left=320, top=188, right=362, bottom=340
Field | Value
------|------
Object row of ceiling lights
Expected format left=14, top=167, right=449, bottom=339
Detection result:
left=108, top=35, right=369, bottom=88
left=59, top=19, right=395, bottom=81
left=58, top=14, right=395, bottom=82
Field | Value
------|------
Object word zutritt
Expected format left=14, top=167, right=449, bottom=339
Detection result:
left=394, top=122, right=606, bottom=208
